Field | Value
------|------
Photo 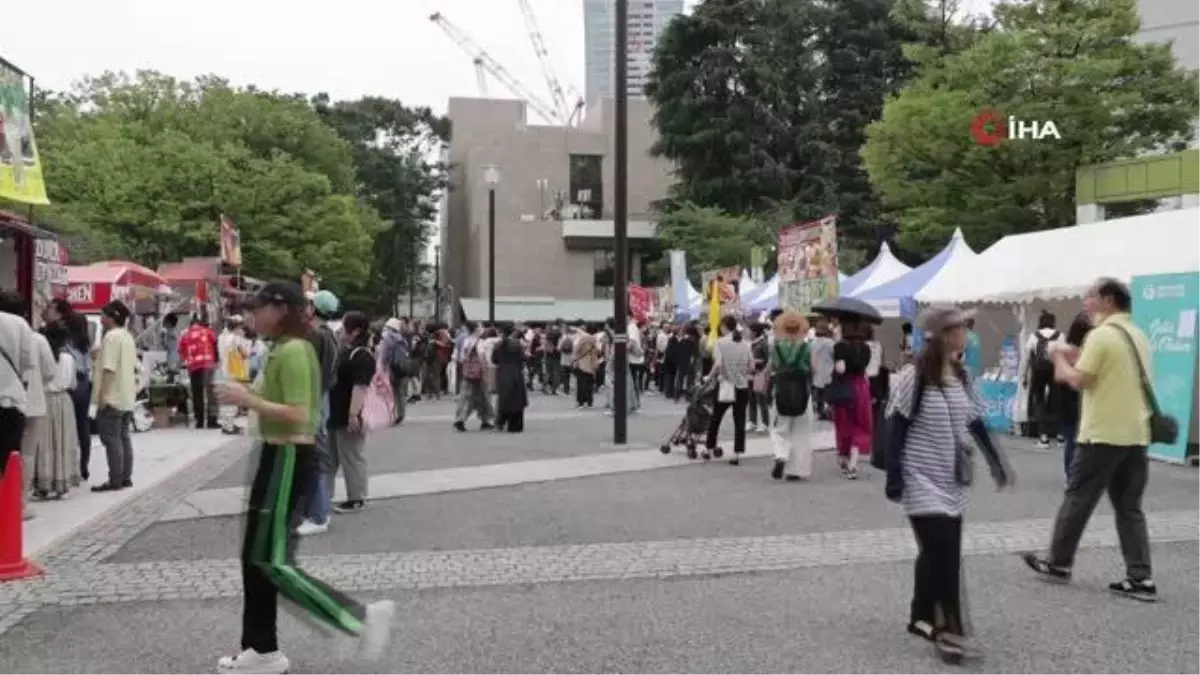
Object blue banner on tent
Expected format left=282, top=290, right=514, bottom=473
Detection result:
left=977, top=380, right=1018, bottom=432
left=1132, top=272, right=1199, bottom=464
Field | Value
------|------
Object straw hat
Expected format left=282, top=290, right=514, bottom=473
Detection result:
left=774, top=311, right=809, bottom=339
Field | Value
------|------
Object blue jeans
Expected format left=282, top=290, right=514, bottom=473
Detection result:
left=1061, top=419, right=1078, bottom=481
left=305, top=394, right=332, bottom=524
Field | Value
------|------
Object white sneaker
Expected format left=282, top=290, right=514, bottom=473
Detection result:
left=295, top=519, right=328, bottom=536
left=359, top=599, right=396, bottom=660
left=217, top=648, right=289, bottom=674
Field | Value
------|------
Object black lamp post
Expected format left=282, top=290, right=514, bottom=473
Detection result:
left=484, top=165, right=500, bottom=324
left=612, top=0, right=630, bottom=445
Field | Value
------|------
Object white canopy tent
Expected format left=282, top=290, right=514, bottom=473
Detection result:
left=917, top=208, right=1200, bottom=304
left=841, top=242, right=912, bottom=297
left=856, top=228, right=978, bottom=318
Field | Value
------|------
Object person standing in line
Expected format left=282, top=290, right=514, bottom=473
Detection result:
left=1057, top=312, right=1092, bottom=484
left=326, top=311, right=375, bottom=515
left=0, top=291, right=33, bottom=510
left=90, top=300, right=137, bottom=493
left=832, top=317, right=874, bottom=479
left=178, top=314, right=219, bottom=429
left=572, top=324, right=599, bottom=409
left=44, top=298, right=93, bottom=481
left=294, top=291, right=340, bottom=536
left=453, top=321, right=494, bottom=431
left=492, top=323, right=529, bottom=432
left=769, top=312, right=813, bottom=481
left=31, top=322, right=80, bottom=500
left=1023, top=311, right=1063, bottom=449
left=20, top=324, right=56, bottom=514
left=704, top=316, right=754, bottom=465
left=214, top=284, right=393, bottom=674
left=884, top=307, right=1012, bottom=663
left=747, top=323, right=772, bottom=434
left=1022, top=278, right=1158, bottom=602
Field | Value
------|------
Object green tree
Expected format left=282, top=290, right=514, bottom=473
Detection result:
left=862, top=0, right=1199, bottom=255
left=33, top=71, right=383, bottom=290
left=653, top=202, right=772, bottom=280
left=311, top=95, right=450, bottom=316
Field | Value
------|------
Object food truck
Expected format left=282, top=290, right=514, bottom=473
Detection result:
left=0, top=210, right=68, bottom=326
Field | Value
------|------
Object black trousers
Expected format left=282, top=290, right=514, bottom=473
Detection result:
left=0, top=407, right=26, bottom=479
left=575, top=370, right=595, bottom=406
left=497, top=410, right=525, bottom=432
left=706, top=386, right=749, bottom=454
left=242, top=443, right=364, bottom=653
left=630, top=363, right=648, bottom=394
left=189, top=369, right=216, bottom=426
left=909, top=514, right=967, bottom=636
left=1028, top=370, right=1060, bottom=439
left=71, top=381, right=92, bottom=480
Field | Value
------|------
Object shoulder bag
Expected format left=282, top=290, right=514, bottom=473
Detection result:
left=1110, top=324, right=1178, bottom=445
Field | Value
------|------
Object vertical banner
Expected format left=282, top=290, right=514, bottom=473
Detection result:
left=0, top=60, right=49, bottom=205
left=749, top=246, right=766, bottom=284
left=219, top=214, right=242, bottom=267
left=668, top=249, right=689, bottom=317
left=700, top=266, right=742, bottom=316
left=777, top=215, right=838, bottom=314
left=1132, top=272, right=1199, bottom=464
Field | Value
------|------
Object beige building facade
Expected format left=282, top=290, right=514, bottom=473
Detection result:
left=439, top=97, right=674, bottom=310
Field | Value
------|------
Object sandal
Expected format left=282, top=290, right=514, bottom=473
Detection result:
left=907, top=620, right=935, bottom=642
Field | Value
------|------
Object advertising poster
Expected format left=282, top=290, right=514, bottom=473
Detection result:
left=0, top=60, right=49, bottom=205
left=700, top=266, right=741, bottom=315
left=1132, top=272, right=1199, bottom=464
left=777, top=215, right=838, bottom=314
left=628, top=284, right=652, bottom=323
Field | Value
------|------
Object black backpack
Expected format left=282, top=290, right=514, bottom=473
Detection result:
left=1031, top=331, right=1059, bottom=376
left=773, top=342, right=811, bottom=417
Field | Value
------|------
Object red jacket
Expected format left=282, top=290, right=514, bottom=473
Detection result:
left=178, top=325, right=217, bottom=373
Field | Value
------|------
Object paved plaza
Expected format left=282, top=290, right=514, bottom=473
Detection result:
left=0, top=391, right=1197, bottom=673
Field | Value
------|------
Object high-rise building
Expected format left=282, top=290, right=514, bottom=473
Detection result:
left=583, top=0, right=684, bottom=103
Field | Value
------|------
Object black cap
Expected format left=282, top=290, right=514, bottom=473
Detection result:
left=248, top=281, right=306, bottom=309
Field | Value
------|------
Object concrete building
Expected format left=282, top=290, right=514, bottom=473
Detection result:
left=439, top=96, right=674, bottom=320
left=1075, top=0, right=1199, bottom=224
left=583, top=0, right=684, bottom=103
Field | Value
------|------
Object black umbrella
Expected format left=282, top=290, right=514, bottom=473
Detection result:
left=812, top=297, right=883, bottom=324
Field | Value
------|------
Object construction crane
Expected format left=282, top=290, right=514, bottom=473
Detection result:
left=429, top=11, right=561, bottom=125
left=514, top=0, right=570, bottom=123
left=473, top=57, right=488, bottom=97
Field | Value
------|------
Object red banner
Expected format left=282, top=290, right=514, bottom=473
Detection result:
left=629, top=284, right=652, bottom=323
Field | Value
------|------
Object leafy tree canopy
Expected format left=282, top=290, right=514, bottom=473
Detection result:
left=653, top=202, right=772, bottom=279
left=32, top=71, right=403, bottom=293
left=862, top=0, right=1199, bottom=255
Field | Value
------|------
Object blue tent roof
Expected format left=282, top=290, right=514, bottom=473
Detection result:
left=857, top=229, right=975, bottom=301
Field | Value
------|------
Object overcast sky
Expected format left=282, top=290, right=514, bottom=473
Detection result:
left=8, top=0, right=998, bottom=115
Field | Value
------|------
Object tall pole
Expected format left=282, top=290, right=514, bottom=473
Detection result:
left=408, top=242, right=416, bottom=317
left=612, top=0, right=630, bottom=445
left=488, top=186, right=497, bottom=324
left=434, top=244, right=442, bottom=322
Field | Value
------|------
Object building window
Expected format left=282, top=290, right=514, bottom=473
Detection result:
left=593, top=249, right=615, bottom=299
left=569, top=154, right=604, bottom=219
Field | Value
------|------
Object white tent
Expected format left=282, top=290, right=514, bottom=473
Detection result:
left=841, top=242, right=912, bottom=297
left=918, top=208, right=1200, bottom=304
left=856, top=228, right=977, bottom=318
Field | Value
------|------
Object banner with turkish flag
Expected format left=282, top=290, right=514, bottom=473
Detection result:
left=629, top=284, right=652, bottom=323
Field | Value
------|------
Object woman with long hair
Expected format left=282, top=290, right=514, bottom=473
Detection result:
left=45, top=298, right=93, bottom=481
left=492, top=322, right=529, bottom=432
left=32, top=321, right=80, bottom=499
left=747, top=322, right=772, bottom=433
left=704, top=315, right=755, bottom=464
left=326, top=311, right=376, bottom=515
left=769, top=312, right=812, bottom=481
left=884, top=307, right=1012, bottom=663
left=214, top=283, right=393, bottom=674
left=831, top=317, right=874, bottom=479
left=1059, top=312, right=1092, bottom=483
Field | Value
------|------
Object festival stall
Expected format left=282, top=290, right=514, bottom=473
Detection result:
left=66, top=261, right=170, bottom=315
left=0, top=211, right=67, bottom=326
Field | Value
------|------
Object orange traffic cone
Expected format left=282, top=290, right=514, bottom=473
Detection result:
left=0, top=451, right=43, bottom=582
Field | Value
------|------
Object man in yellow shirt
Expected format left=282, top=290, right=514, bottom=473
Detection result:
left=1022, top=278, right=1156, bottom=601
left=90, top=300, right=138, bottom=493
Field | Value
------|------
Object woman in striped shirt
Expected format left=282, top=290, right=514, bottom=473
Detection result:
left=884, top=307, right=1012, bottom=663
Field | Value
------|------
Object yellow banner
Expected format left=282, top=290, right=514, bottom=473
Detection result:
left=0, top=61, right=49, bottom=205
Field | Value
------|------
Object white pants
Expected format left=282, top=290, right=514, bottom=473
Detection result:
left=770, top=406, right=812, bottom=478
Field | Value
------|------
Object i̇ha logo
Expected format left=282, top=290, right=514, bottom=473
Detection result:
left=970, top=109, right=1062, bottom=145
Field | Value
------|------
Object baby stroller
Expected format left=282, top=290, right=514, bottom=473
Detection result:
left=659, top=378, right=723, bottom=460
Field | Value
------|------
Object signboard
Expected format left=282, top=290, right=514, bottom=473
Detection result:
left=777, top=215, right=838, bottom=314
left=1132, top=272, right=1199, bottom=464
left=0, top=60, right=49, bottom=205
left=700, top=266, right=741, bottom=316
left=628, top=284, right=652, bottom=323
left=668, top=249, right=689, bottom=318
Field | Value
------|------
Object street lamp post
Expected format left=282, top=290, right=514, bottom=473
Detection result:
left=433, top=244, right=441, bottom=322
left=484, top=165, right=500, bottom=324
left=612, top=0, right=630, bottom=445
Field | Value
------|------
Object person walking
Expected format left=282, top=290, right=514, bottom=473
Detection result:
left=1024, top=311, right=1063, bottom=449
left=883, top=307, right=1012, bottom=663
left=214, top=284, right=393, bottom=674
left=31, top=322, right=80, bottom=500
left=1022, top=278, right=1159, bottom=601
left=557, top=326, right=574, bottom=396
left=453, top=322, right=494, bottom=432
left=809, top=319, right=836, bottom=421
left=178, top=314, right=219, bottom=429
left=747, top=323, right=772, bottom=433
left=769, top=312, right=812, bottom=481
left=704, top=316, right=754, bottom=464
left=831, top=317, right=874, bottom=479
left=492, top=323, right=529, bottom=432
left=326, top=311, right=375, bottom=515
left=90, top=300, right=137, bottom=493
left=1057, top=312, right=1092, bottom=484
left=572, top=325, right=599, bottom=409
